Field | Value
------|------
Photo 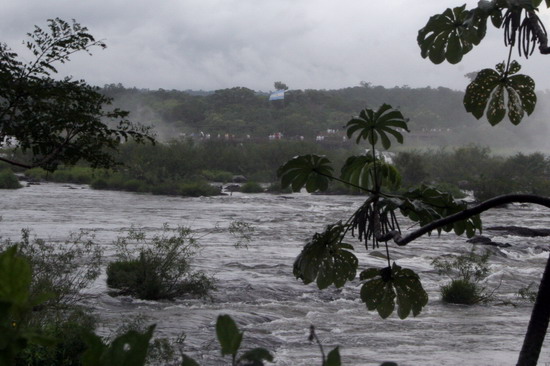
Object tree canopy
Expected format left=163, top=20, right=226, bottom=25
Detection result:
left=0, top=18, right=154, bottom=171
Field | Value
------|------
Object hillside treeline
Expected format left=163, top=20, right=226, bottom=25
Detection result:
left=101, top=83, right=550, bottom=152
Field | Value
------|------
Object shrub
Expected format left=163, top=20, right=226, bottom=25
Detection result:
left=106, top=225, right=215, bottom=300
left=122, top=179, right=147, bottom=192
left=15, top=309, right=97, bottom=366
left=200, top=169, right=233, bottom=183
left=24, top=167, right=49, bottom=181
left=25, top=166, right=103, bottom=185
left=432, top=248, right=492, bottom=305
left=178, top=181, right=221, bottom=197
left=517, top=282, right=538, bottom=303
left=0, top=229, right=102, bottom=309
left=240, top=181, right=264, bottom=193
left=149, top=181, right=180, bottom=195
left=108, top=314, right=179, bottom=365
left=0, top=169, right=22, bottom=189
left=228, top=220, right=255, bottom=249
left=265, top=181, right=293, bottom=194
left=440, top=279, right=483, bottom=305
left=90, top=177, right=108, bottom=190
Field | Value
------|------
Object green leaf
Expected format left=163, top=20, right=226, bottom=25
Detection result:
left=446, top=32, right=463, bottom=64
left=0, top=246, right=32, bottom=305
left=340, top=155, right=401, bottom=192
left=531, top=0, right=547, bottom=7
left=181, top=355, right=200, bottom=366
left=509, top=74, right=537, bottom=116
left=277, top=155, right=333, bottom=193
left=326, top=347, right=341, bottom=366
left=294, top=223, right=358, bottom=289
left=346, top=104, right=408, bottom=150
left=360, top=268, right=380, bottom=280
left=360, top=264, right=428, bottom=319
left=239, top=348, right=274, bottom=364
left=216, top=315, right=243, bottom=357
left=418, top=6, right=485, bottom=65
left=464, top=68, right=500, bottom=119
left=487, top=85, right=506, bottom=125
left=464, top=61, right=536, bottom=125
left=453, top=220, right=466, bottom=236
left=82, top=325, right=155, bottom=366
left=392, top=264, right=429, bottom=319
left=380, top=185, right=481, bottom=237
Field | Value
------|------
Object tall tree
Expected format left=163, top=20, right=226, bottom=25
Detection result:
left=273, top=81, right=289, bottom=91
left=0, top=18, right=154, bottom=171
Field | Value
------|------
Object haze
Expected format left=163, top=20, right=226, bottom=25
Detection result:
left=3, top=0, right=550, bottom=92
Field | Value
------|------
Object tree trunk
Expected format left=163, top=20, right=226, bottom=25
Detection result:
left=517, top=253, right=550, bottom=366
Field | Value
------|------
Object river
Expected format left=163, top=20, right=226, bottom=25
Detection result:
left=1, top=182, right=549, bottom=365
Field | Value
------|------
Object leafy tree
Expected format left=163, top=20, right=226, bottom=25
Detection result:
left=273, top=81, right=289, bottom=91
left=0, top=18, right=154, bottom=171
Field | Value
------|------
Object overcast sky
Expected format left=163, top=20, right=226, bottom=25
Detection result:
left=3, top=1, right=550, bottom=92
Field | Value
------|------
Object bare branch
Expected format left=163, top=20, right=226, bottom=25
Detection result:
left=386, top=194, right=550, bottom=246
left=0, top=155, right=32, bottom=169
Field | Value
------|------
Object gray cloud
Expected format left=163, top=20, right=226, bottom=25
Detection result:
left=2, top=0, right=550, bottom=92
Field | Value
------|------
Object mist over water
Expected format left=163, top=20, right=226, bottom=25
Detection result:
left=2, top=182, right=550, bottom=365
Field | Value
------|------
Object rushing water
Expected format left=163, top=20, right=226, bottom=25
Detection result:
left=2, top=182, right=550, bottom=365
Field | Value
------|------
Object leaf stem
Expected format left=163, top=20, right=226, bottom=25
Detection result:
left=505, top=43, right=514, bottom=76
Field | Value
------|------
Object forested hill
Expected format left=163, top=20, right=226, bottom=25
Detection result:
left=101, top=83, right=550, bottom=152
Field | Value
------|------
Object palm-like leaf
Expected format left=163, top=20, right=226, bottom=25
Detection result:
left=418, top=5, right=486, bottom=64
left=380, top=185, right=482, bottom=237
left=293, top=223, right=358, bottom=289
left=360, top=263, right=428, bottom=319
left=346, top=104, right=409, bottom=149
left=277, top=154, right=333, bottom=192
left=340, top=155, right=401, bottom=191
left=464, top=60, right=536, bottom=125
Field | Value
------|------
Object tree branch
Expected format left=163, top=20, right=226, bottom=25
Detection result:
left=384, top=194, right=550, bottom=246
left=0, top=155, right=32, bottom=169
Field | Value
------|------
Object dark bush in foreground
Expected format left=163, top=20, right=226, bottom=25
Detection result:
left=15, top=309, right=96, bottom=366
left=106, top=226, right=215, bottom=300
left=0, top=169, right=22, bottom=189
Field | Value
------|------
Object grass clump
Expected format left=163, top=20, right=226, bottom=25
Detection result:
left=432, top=248, right=492, bottom=305
left=106, top=225, right=215, bottom=300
